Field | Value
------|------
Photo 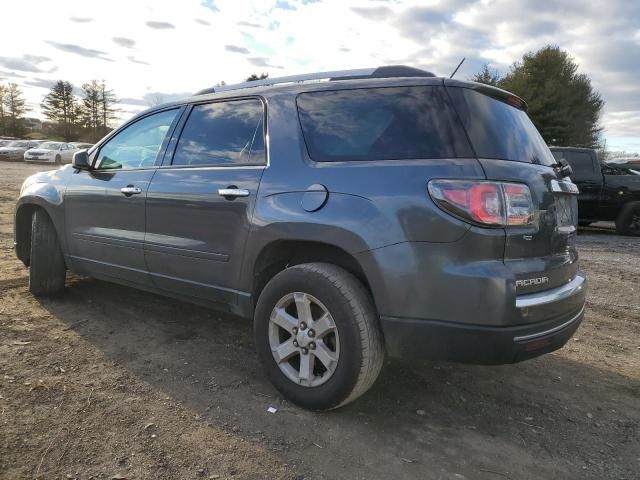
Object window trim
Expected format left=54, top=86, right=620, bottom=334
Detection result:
left=90, top=106, right=185, bottom=172
left=161, top=95, right=268, bottom=170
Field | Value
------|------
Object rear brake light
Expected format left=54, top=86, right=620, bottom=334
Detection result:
left=428, top=180, right=534, bottom=227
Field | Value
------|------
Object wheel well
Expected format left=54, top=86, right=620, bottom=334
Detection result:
left=252, top=240, right=373, bottom=304
left=15, top=204, right=43, bottom=266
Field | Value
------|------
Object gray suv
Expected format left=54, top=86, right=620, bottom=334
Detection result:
left=15, top=66, right=587, bottom=410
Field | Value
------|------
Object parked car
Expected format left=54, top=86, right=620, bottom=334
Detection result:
left=71, top=142, right=94, bottom=150
left=0, top=139, right=13, bottom=147
left=24, top=141, right=78, bottom=164
left=550, top=147, right=640, bottom=235
left=0, top=140, right=40, bottom=161
left=15, top=66, right=586, bottom=410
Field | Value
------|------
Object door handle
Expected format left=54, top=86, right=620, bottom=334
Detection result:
left=218, top=188, right=250, bottom=198
left=120, top=186, right=142, bottom=196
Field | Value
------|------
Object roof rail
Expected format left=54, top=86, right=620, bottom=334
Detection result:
left=195, top=65, right=436, bottom=95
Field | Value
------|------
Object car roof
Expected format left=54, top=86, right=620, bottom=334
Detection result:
left=132, top=65, right=527, bottom=122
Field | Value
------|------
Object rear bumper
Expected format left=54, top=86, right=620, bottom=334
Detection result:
left=381, top=274, right=586, bottom=364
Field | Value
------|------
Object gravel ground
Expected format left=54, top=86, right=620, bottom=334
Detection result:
left=0, top=162, right=638, bottom=480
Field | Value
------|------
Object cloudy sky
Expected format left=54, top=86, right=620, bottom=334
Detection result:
left=1, top=0, right=639, bottom=152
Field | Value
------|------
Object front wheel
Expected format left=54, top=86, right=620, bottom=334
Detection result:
left=55, top=155, right=62, bottom=165
left=615, top=202, right=640, bottom=236
left=254, top=263, right=384, bottom=410
left=29, top=209, right=66, bottom=295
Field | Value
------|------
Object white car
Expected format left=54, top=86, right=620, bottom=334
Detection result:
left=24, top=142, right=78, bottom=164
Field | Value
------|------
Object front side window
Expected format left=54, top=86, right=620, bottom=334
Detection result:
left=95, top=109, right=178, bottom=170
left=296, top=86, right=472, bottom=162
left=172, top=98, right=265, bottom=167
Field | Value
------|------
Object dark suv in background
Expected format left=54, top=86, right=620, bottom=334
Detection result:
left=15, top=66, right=586, bottom=410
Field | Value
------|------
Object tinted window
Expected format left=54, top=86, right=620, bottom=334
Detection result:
left=566, top=151, right=597, bottom=180
left=296, top=86, right=472, bottom=162
left=450, top=87, right=556, bottom=166
left=95, top=109, right=178, bottom=170
left=172, top=99, right=265, bottom=166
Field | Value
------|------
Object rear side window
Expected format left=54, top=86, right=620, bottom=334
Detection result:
left=449, top=87, right=556, bottom=166
left=566, top=151, right=597, bottom=180
left=296, top=86, right=472, bottom=162
left=172, top=98, right=265, bottom=166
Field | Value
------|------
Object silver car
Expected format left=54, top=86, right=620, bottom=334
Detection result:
left=24, top=142, right=78, bottom=164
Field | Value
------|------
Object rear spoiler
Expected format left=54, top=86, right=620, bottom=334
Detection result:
left=444, top=79, right=528, bottom=111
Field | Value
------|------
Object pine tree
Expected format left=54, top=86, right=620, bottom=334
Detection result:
left=80, top=80, right=102, bottom=140
left=471, top=64, right=501, bottom=86
left=98, top=81, right=117, bottom=137
left=246, top=73, right=268, bottom=82
left=499, top=46, right=604, bottom=148
left=3, top=83, right=27, bottom=137
left=41, top=80, right=78, bottom=141
left=0, top=84, right=6, bottom=136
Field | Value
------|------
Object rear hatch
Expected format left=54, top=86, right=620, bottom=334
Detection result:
left=446, top=81, right=580, bottom=296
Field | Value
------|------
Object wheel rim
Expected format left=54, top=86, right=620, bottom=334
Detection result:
left=268, top=292, right=340, bottom=388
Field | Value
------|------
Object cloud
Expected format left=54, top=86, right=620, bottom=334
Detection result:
left=351, top=6, right=393, bottom=21
left=225, top=45, right=250, bottom=54
left=127, top=56, right=149, bottom=65
left=275, top=1, right=296, bottom=11
left=238, top=21, right=261, bottom=28
left=46, top=41, right=113, bottom=62
left=24, top=78, right=58, bottom=89
left=70, top=16, right=93, bottom=23
left=195, top=19, right=210, bottom=25
left=201, top=0, right=218, bottom=12
left=0, top=56, right=44, bottom=73
left=23, top=55, right=51, bottom=64
left=248, top=57, right=282, bottom=69
left=113, top=37, right=136, bottom=48
left=146, top=21, right=176, bottom=29
left=0, top=69, right=26, bottom=78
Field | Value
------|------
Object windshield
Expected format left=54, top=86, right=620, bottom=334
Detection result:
left=7, top=141, right=31, bottom=148
left=39, top=142, right=62, bottom=150
left=449, top=87, right=557, bottom=166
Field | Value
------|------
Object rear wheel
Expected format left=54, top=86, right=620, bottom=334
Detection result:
left=254, top=263, right=384, bottom=410
left=615, top=202, right=640, bottom=236
left=29, top=209, right=66, bottom=295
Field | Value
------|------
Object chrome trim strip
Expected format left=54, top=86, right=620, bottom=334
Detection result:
left=514, top=305, right=585, bottom=342
left=515, top=274, right=586, bottom=309
left=550, top=179, right=579, bottom=194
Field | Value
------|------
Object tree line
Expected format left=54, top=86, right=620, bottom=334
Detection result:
left=0, top=80, right=117, bottom=142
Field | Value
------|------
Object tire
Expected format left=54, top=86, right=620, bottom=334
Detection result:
left=254, top=263, right=384, bottom=410
left=55, top=155, right=62, bottom=165
left=615, top=201, right=640, bottom=236
left=29, top=209, right=66, bottom=295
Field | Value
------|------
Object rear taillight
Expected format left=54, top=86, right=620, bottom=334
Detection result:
left=428, top=179, right=534, bottom=227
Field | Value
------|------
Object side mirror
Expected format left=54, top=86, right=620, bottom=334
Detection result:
left=557, top=157, right=573, bottom=178
left=72, top=149, right=91, bottom=170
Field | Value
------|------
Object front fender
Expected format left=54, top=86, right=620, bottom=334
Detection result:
left=15, top=182, right=68, bottom=263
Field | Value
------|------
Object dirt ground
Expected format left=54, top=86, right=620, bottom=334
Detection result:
left=0, top=162, right=638, bottom=480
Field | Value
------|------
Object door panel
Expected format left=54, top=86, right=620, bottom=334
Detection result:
left=144, top=97, right=266, bottom=305
left=64, top=107, right=181, bottom=286
left=65, top=169, right=156, bottom=285
left=145, top=167, right=263, bottom=303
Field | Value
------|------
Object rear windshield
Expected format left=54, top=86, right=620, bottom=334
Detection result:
left=448, top=87, right=556, bottom=166
left=296, top=86, right=473, bottom=162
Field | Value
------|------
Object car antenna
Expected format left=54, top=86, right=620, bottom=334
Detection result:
left=449, top=57, right=466, bottom=79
